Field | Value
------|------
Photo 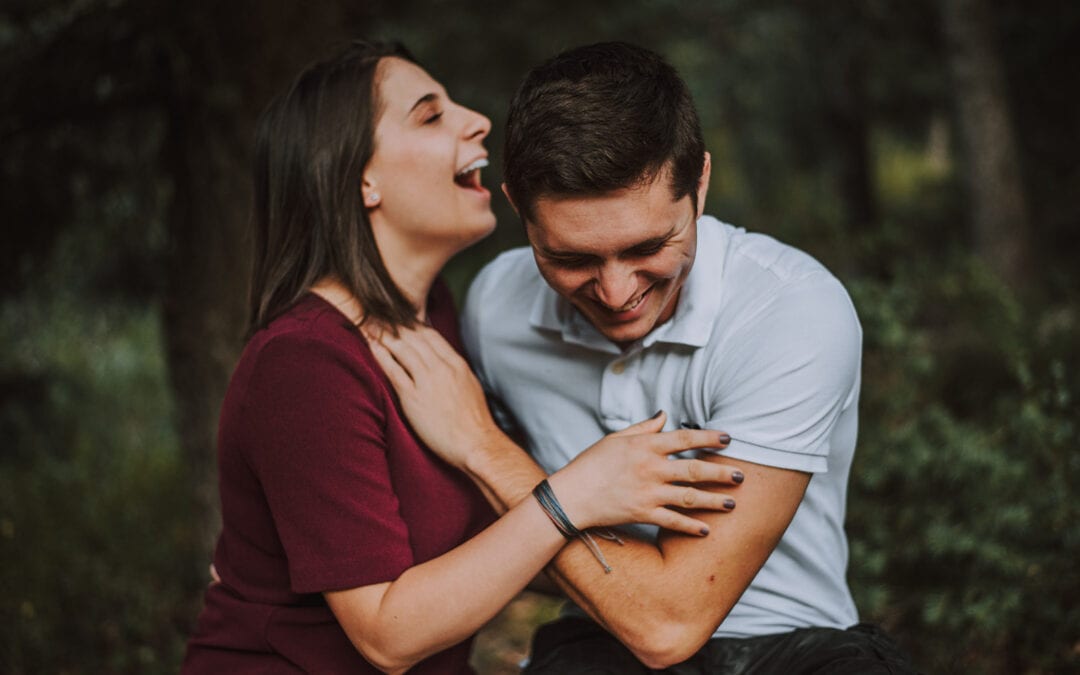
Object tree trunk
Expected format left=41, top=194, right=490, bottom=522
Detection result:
left=159, top=0, right=353, bottom=555
left=826, top=51, right=876, bottom=236
left=941, top=0, right=1030, bottom=288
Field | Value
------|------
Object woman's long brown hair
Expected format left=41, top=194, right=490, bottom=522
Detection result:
left=247, top=40, right=420, bottom=337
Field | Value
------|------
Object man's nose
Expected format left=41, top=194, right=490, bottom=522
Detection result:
left=594, top=263, right=638, bottom=309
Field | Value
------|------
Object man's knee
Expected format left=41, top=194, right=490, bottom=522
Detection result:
left=775, top=623, right=919, bottom=675
left=523, top=617, right=651, bottom=675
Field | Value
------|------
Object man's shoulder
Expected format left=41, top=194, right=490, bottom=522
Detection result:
left=700, top=217, right=853, bottom=321
left=704, top=217, right=834, bottom=289
left=464, top=246, right=543, bottom=318
left=474, top=245, right=536, bottom=280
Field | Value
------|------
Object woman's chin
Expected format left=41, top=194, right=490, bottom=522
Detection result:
left=461, top=216, right=498, bottom=248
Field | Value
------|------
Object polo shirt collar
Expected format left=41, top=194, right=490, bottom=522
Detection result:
left=529, top=216, right=727, bottom=353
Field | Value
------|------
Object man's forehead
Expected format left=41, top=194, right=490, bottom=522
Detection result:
left=526, top=188, right=691, bottom=254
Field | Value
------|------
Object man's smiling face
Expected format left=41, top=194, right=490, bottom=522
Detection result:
left=522, top=158, right=709, bottom=348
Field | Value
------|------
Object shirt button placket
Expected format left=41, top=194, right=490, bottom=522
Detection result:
left=600, top=355, right=633, bottom=430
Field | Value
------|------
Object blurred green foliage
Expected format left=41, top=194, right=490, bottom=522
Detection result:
left=847, top=258, right=1079, bottom=672
left=0, top=228, right=204, bottom=673
left=2, top=0, right=1078, bottom=673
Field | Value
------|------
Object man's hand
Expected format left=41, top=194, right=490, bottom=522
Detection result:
left=366, top=324, right=505, bottom=469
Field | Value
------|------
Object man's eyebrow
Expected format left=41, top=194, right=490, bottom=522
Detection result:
left=622, top=229, right=675, bottom=252
left=538, top=244, right=591, bottom=259
left=539, top=226, right=677, bottom=259
left=408, top=92, right=439, bottom=114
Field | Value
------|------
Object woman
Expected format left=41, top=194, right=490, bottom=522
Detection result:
left=182, top=41, right=739, bottom=674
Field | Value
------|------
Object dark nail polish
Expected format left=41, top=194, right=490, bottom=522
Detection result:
left=718, top=433, right=731, bottom=445
left=651, top=410, right=664, bottom=420
left=724, top=498, right=736, bottom=510
left=700, top=526, right=710, bottom=536
left=732, top=471, right=745, bottom=484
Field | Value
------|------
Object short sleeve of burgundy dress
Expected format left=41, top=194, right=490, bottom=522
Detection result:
left=183, top=281, right=495, bottom=674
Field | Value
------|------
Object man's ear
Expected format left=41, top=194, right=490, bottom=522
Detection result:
left=501, top=183, right=520, bottom=216
left=696, top=152, right=712, bottom=219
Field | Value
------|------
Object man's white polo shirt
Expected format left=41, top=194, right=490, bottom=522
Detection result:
left=462, top=215, right=861, bottom=638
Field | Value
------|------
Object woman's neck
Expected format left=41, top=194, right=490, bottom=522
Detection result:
left=371, top=225, right=456, bottom=322
left=310, top=250, right=445, bottom=325
left=309, top=277, right=368, bottom=324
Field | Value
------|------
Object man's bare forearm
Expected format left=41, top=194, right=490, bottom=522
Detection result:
left=462, top=429, right=547, bottom=514
left=463, top=441, right=808, bottom=668
left=460, top=434, right=712, bottom=651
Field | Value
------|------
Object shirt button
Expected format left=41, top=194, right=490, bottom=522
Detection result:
left=611, top=361, right=626, bottom=375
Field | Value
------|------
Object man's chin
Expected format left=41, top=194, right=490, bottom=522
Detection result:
left=592, top=318, right=654, bottom=346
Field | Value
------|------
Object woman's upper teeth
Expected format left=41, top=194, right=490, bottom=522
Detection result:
left=456, top=158, right=488, bottom=177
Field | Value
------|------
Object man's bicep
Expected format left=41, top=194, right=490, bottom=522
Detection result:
left=705, top=275, right=861, bottom=465
left=656, top=455, right=809, bottom=616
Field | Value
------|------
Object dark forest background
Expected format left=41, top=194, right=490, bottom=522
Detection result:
left=1, top=0, right=1077, bottom=672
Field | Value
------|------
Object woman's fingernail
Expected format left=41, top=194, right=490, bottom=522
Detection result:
left=700, top=526, right=710, bottom=536
left=718, top=433, right=731, bottom=445
left=732, top=471, right=744, bottom=484
left=724, top=498, right=736, bottom=510
left=651, top=410, right=664, bottom=419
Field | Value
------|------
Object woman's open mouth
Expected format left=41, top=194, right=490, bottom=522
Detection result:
left=454, top=158, right=488, bottom=192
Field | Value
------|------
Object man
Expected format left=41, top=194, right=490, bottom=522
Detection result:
left=455, top=42, right=917, bottom=673
left=368, top=40, right=918, bottom=673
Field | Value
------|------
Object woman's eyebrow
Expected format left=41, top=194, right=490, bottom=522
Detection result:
left=408, top=92, right=439, bottom=114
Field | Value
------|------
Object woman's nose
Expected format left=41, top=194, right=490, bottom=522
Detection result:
left=463, top=107, right=491, bottom=141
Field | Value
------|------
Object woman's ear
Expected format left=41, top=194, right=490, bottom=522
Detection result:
left=362, top=176, right=380, bottom=208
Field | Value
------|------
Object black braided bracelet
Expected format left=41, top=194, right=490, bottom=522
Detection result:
left=532, top=479, right=581, bottom=539
left=532, top=479, right=619, bottom=573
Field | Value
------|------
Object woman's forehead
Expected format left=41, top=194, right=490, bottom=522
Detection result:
left=376, top=57, right=445, bottom=119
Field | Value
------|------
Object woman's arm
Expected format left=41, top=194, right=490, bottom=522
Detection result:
left=324, top=412, right=734, bottom=673
left=324, top=485, right=563, bottom=674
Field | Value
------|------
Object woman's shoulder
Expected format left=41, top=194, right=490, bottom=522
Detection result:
left=240, top=294, right=385, bottom=390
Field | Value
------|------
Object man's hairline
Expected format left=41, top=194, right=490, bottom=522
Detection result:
left=515, top=163, right=701, bottom=231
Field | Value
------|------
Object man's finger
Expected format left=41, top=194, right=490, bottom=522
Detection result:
left=369, top=339, right=417, bottom=393
left=415, top=325, right=469, bottom=370
left=377, top=327, right=437, bottom=373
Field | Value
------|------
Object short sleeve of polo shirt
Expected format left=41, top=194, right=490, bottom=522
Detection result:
left=241, top=332, right=413, bottom=593
left=705, top=273, right=862, bottom=474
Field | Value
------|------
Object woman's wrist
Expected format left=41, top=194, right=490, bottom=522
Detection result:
left=545, top=469, right=592, bottom=530
left=534, top=473, right=620, bottom=574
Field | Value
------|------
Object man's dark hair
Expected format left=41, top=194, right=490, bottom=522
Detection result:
left=503, top=41, right=706, bottom=223
left=248, top=40, right=419, bottom=336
